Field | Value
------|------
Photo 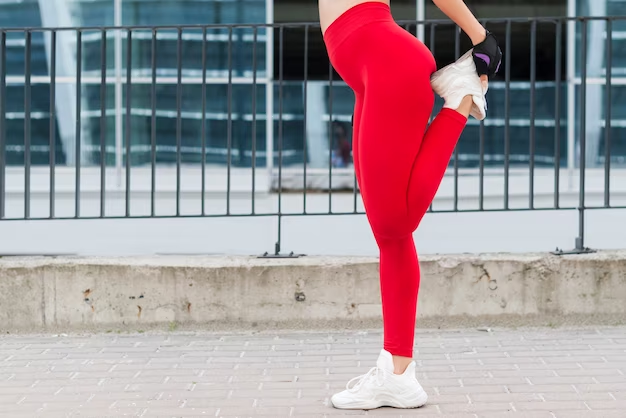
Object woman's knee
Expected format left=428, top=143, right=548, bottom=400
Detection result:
left=369, top=215, right=415, bottom=243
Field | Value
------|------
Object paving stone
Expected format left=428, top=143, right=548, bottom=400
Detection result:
left=515, top=401, right=588, bottom=410
left=0, top=327, right=624, bottom=416
left=438, top=402, right=514, bottom=413
left=584, top=400, right=626, bottom=410
left=554, top=412, right=626, bottom=418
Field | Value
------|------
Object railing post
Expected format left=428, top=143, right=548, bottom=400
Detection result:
left=553, top=17, right=595, bottom=256
left=259, top=24, right=302, bottom=259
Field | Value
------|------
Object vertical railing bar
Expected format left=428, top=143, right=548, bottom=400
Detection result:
left=303, top=25, right=309, bottom=214
left=328, top=61, right=333, bottom=214
left=353, top=159, right=358, bottom=213
left=201, top=27, right=208, bottom=216
left=479, top=120, right=485, bottom=211
left=226, top=27, right=233, bottom=216
left=350, top=17, right=358, bottom=215
left=424, top=23, right=435, bottom=129
left=277, top=26, right=284, bottom=253
left=175, top=28, right=183, bottom=216
left=428, top=22, right=435, bottom=123
left=114, top=0, right=122, bottom=188
left=49, top=30, right=56, bottom=219
left=604, top=18, right=612, bottom=208
left=578, top=19, right=587, bottom=250
left=478, top=19, right=486, bottom=212
left=75, top=30, right=82, bottom=219
left=529, top=20, right=536, bottom=210
left=429, top=23, right=436, bottom=53
left=454, top=24, right=460, bottom=58
left=504, top=20, right=511, bottom=210
left=566, top=13, right=575, bottom=185
left=100, top=29, right=107, bottom=218
left=554, top=20, right=562, bottom=209
left=251, top=26, right=257, bottom=215
left=265, top=21, right=274, bottom=180
left=429, top=22, right=436, bottom=213
left=125, top=29, right=132, bottom=217
left=24, top=30, right=32, bottom=220
left=453, top=26, right=460, bottom=211
left=150, top=29, right=157, bottom=217
left=0, top=31, right=5, bottom=220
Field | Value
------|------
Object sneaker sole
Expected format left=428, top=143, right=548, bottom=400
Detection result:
left=331, top=389, right=428, bottom=410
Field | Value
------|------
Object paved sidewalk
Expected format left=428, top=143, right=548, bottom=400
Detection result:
left=1, top=327, right=625, bottom=418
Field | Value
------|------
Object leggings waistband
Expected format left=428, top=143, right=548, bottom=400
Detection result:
left=323, top=2, right=394, bottom=59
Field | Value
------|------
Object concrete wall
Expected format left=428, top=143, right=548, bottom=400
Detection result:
left=1, top=251, right=625, bottom=332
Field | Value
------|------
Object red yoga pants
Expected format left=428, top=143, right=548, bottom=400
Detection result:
left=324, top=2, right=468, bottom=357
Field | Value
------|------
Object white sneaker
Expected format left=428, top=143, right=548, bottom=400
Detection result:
left=330, top=349, right=428, bottom=410
left=430, top=49, right=487, bottom=120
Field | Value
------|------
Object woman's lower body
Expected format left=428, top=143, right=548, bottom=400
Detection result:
left=323, top=2, right=480, bottom=409
left=326, top=3, right=467, bottom=357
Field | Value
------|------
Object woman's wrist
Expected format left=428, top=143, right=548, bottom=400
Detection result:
left=470, top=27, right=487, bottom=46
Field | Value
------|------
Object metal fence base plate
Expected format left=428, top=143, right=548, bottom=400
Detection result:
left=257, top=252, right=305, bottom=259
left=551, top=247, right=597, bottom=256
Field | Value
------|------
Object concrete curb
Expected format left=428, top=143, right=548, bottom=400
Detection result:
left=1, top=251, right=626, bottom=332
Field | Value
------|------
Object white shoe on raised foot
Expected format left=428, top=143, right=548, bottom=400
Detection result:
left=330, top=349, right=428, bottom=410
left=430, top=49, right=487, bottom=121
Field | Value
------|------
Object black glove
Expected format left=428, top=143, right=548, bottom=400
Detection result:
left=472, top=30, right=502, bottom=79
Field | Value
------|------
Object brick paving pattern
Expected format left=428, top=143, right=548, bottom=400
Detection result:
left=0, top=327, right=625, bottom=417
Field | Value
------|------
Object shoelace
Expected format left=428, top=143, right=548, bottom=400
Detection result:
left=346, top=366, right=385, bottom=393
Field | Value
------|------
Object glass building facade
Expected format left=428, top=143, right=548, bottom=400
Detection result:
left=1, top=0, right=269, bottom=170
left=0, top=0, right=624, bottom=172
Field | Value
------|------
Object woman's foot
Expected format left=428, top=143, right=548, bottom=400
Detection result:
left=455, top=95, right=475, bottom=119
left=430, top=49, right=488, bottom=120
left=330, top=349, right=428, bottom=410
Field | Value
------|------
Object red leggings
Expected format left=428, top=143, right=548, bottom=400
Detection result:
left=324, top=3, right=468, bottom=357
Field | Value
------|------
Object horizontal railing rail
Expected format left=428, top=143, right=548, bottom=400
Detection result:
left=0, top=14, right=624, bottom=31
left=1, top=15, right=625, bottom=256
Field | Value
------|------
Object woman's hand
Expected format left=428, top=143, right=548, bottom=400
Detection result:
left=472, top=31, right=502, bottom=80
left=431, top=0, right=502, bottom=84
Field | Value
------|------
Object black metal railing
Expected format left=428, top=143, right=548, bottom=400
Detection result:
left=0, top=16, right=625, bottom=257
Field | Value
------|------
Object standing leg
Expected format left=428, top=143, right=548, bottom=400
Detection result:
left=357, top=85, right=469, bottom=364
left=355, top=77, right=435, bottom=360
